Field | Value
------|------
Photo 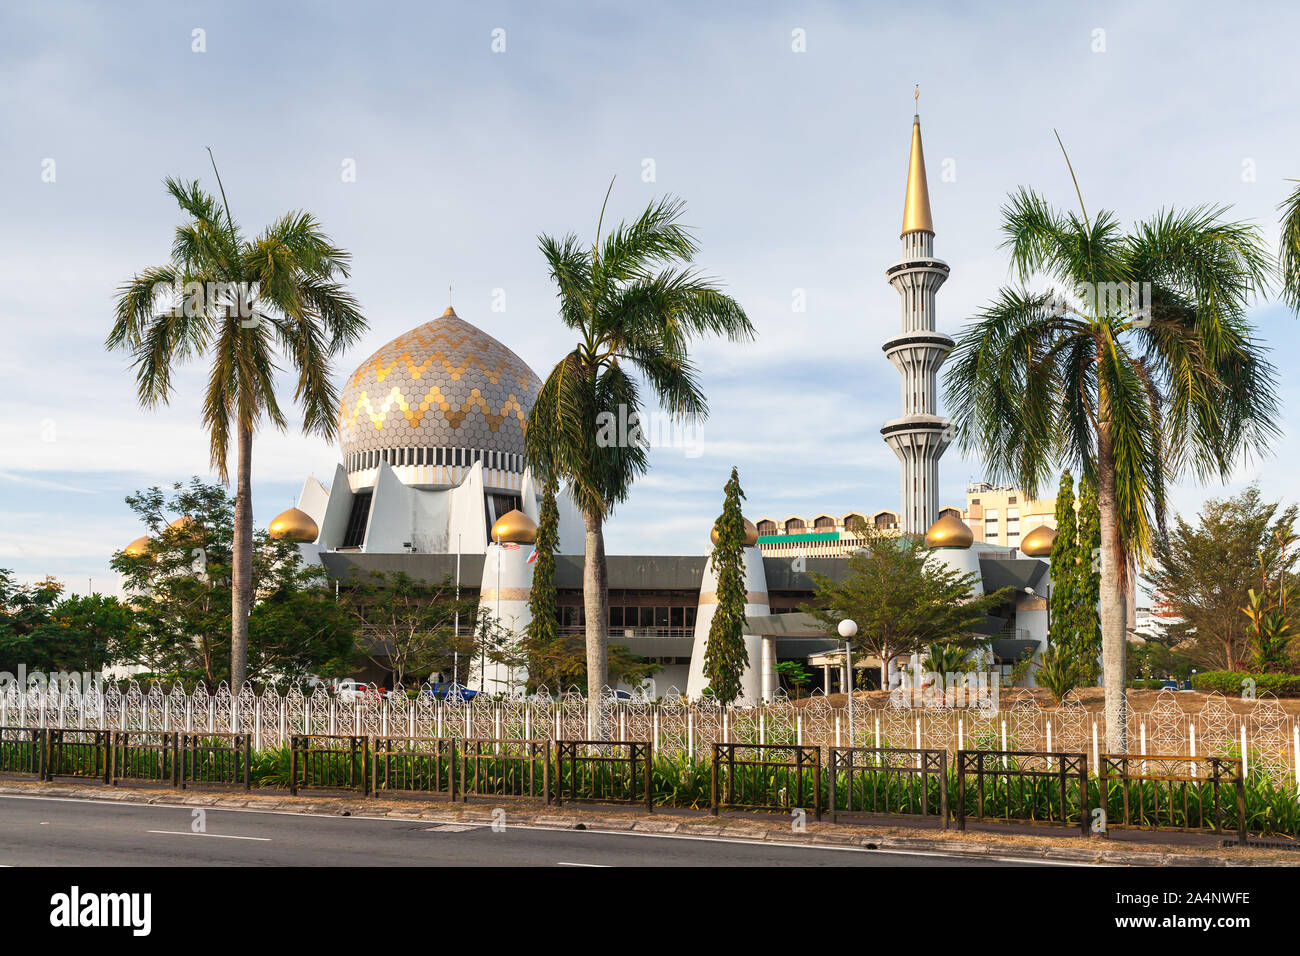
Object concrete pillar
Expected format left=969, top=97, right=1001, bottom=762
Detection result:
left=762, top=637, right=778, bottom=703
left=822, top=664, right=831, bottom=693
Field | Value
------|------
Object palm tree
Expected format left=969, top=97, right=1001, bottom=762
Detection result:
left=1280, top=180, right=1300, bottom=310
left=526, top=188, right=753, bottom=733
left=108, top=165, right=366, bottom=690
left=944, top=181, right=1277, bottom=752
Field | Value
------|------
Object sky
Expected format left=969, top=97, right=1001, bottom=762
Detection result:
left=2, top=0, right=1299, bottom=595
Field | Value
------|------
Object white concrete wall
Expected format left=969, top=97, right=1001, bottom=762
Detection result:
left=314, top=464, right=355, bottom=551
left=555, top=484, right=586, bottom=556
left=446, top=461, right=488, bottom=554
left=411, top=488, right=452, bottom=554
left=363, top=461, right=415, bottom=553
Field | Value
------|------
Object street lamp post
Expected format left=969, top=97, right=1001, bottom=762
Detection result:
left=838, top=619, right=858, bottom=744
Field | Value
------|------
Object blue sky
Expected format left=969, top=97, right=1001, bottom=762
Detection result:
left=2, top=0, right=1299, bottom=594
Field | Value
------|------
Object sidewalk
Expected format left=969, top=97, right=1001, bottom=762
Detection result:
left=2, top=778, right=1296, bottom=866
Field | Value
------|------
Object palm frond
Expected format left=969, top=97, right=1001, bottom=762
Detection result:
left=1280, top=180, right=1300, bottom=311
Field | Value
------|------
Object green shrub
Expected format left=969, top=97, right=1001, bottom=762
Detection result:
left=1191, top=671, right=1300, bottom=697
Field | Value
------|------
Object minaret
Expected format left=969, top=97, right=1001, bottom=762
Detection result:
left=881, top=95, right=953, bottom=534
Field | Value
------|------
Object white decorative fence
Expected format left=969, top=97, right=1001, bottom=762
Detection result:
left=2, top=683, right=1297, bottom=787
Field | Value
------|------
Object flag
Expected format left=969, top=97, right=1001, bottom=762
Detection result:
left=526, top=548, right=538, bottom=564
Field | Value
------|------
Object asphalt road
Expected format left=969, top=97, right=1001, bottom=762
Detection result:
left=0, top=795, right=1060, bottom=866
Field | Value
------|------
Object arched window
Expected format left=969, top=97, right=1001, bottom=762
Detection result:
left=756, top=520, right=777, bottom=536
left=784, top=517, right=806, bottom=533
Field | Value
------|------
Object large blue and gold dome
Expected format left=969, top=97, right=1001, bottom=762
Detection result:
left=338, top=307, right=542, bottom=489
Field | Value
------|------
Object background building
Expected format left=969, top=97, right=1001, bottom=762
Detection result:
left=963, top=481, right=1057, bottom=551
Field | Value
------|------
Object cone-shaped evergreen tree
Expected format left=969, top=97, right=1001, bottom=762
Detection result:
left=704, top=467, right=749, bottom=704
left=1072, top=477, right=1103, bottom=665
left=1048, top=471, right=1077, bottom=645
left=525, top=480, right=560, bottom=688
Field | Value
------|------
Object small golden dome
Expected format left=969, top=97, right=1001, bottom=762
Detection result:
left=268, top=507, right=319, bottom=543
left=491, top=509, right=538, bottom=544
left=165, top=515, right=203, bottom=540
left=924, top=512, right=974, bottom=549
left=710, top=517, right=759, bottom=547
left=123, top=535, right=152, bottom=559
left=1020, top=524, right=1056, bottom=557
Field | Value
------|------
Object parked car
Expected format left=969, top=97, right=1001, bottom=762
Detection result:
left=424, top=682, right=478, bottom=701
left=335, top=679, right=383, bottom=703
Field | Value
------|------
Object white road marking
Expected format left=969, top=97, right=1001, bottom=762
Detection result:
left=557, top=861, right=609, bottom=867
left=146, top=830, right=270, bottom=841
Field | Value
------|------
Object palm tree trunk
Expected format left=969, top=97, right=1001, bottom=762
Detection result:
left=1096, top=419, right=1128, bottom=753
left=231, top=419, right=254, bottom=692
left=582, top=509, right=609, bottom=738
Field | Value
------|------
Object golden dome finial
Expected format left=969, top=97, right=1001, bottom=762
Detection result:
left=902, top=103, right=935, bottom=237
left=1020, top=524, right=1057, bottom=557
left=491, top=509, right=538, bottom=544
left=710, top=517, right=759, bottom=548
left=269, top=507, right=319, bottom=543
left=123, top=535, right=153, bottom=560
left=924, top=512, right=973, bottom=549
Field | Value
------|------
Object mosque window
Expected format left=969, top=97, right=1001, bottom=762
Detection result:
left=340, top=492, right=372, bottom=549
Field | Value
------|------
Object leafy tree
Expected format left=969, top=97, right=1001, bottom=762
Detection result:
left=775, top=661, right=812, bottom=700
left=0, top=574, right=135, bottom=678
left=108, top=167, right=367, bottom=691
left=525, top=189, right=753, bottom=732
left=523, top=634, right=657, bottom=695
left=1146, top=485, right=1298, bottom=671
left=802, top=531, right=1013, bottom=688
left=111, top=478, right=355, bottom=686
left=704, top=467, right=749, bottom=704
left=945, top=178, right=1277, bottom=750
left=338, top=570, right=479, bottom=687
left=524, top=480, right=561, bottom=688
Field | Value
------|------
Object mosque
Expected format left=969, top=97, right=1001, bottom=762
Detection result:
left=253, top=110, right=1056, bottom=701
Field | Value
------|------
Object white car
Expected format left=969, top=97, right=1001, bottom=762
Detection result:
left=335, top=679, right=373, bottom=703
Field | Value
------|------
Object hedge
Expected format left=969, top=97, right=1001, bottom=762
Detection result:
left=1190, top=671, right=1300, bottom=698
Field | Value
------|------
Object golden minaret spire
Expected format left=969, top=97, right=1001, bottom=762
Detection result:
left=901, top=86, right=935, bottom=237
